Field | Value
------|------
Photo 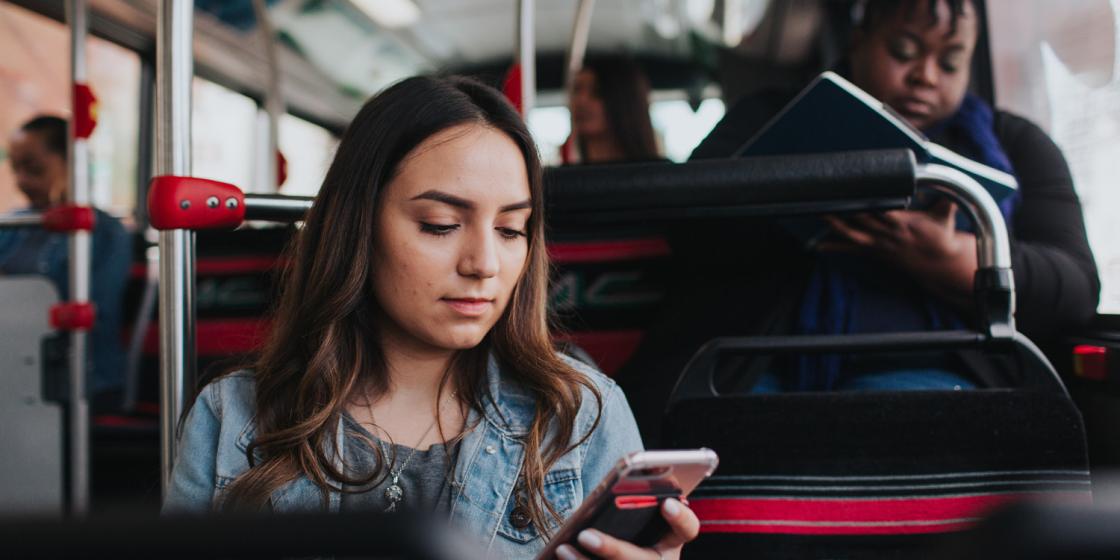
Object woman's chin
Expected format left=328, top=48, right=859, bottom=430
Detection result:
left=431, top=328, right=490, bottom=351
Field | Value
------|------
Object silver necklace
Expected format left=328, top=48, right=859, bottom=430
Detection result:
left=377, top=419, right=437, bottom=513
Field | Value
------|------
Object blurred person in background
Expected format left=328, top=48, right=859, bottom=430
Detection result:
left=1, top=115, right=130, bottom=410
left=621, top=0, right=1099, bottom=442
left=568, top=54, right=662, bottom=163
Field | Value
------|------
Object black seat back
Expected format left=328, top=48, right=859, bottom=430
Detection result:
left=664, top=334, right=1090, bottom=559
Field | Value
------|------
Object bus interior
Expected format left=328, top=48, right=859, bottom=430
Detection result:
left=2, top=0, right=1120, bottom=557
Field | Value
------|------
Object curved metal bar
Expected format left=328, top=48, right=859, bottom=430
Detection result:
left=916, top=163, right=1015, bottom=338
left=915, top=163, right=1012, bottom=271
left=157, top=0, right=196, bottom=495
left=0, top=213, right=45, bottom=228
left=66, top=0, right=91, bottom=516
left=669, top=331, right=1071, bottom=403
left=516, top=0, right=536, bottom=115
left=243, top=194, right=315, bottom=222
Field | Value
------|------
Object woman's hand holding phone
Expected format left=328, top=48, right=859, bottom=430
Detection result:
left=553, top=498, right=700, bottom=560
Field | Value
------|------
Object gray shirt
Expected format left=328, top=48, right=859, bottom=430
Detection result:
left=339, top=413, right=459, bottom=515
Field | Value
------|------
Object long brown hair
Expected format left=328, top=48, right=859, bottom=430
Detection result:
left=577, top=55, right=660, bottom=162
left=222, top=76, right=601, bottom=533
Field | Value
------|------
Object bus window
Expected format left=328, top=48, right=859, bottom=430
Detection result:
left=650, top=97, right=726, bottom=162
left=988, top=0, right=1120, bottom=314
left=527, top=95, right=726, bottom=165
left=192, top=77, right=257, bottom=192
left=0, top=1, right=140, bottom=220
left=527, top=105, right=571, bottom=167
left=278, top=113, right=337, bottom=196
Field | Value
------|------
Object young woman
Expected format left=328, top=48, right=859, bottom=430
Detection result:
left=622, top=0, right=1098, bottom=441
left=785, top=0, right=1098, bottom=390
left=569, top=55, right=661, bottom=163
left=164, top=76, right=700, bottom=559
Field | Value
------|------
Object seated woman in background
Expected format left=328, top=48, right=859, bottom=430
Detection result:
left=0, top=115, right=130, bottom=410
left=164, top=76, right=699, bottom=559
left=568, top=55, right=662, bottom=163
left=619, top=0, right=1100, bottom=440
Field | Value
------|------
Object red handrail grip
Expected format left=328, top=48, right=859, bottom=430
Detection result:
left=148, top=176, right=246, bottom=230
left=42, top=205, right=95, bottom=232
left=50, top=302, right=96, bottom=331
left=502, top=63, right=523, bottom=113
left=73, top=83, right=98, bottom=139
left=277, top=150, right=288, bottom=188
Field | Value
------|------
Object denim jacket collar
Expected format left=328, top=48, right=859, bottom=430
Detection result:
left=262, top=354, right=536, bottom=542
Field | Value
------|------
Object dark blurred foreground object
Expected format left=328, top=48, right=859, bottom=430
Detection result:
left=934, top=501, right=1120, bottom=560
left=0, top=511, right=474, bottom=559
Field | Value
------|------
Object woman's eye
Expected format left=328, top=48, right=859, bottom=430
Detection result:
left=497, top=227, right=527, bottom=240
left=419, top=222, right=459, bottom=236
left=888, top=38, right=919, bottom=61
left=939, top=55, right=963, bottom=73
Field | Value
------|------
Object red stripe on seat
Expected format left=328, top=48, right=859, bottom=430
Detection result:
left=93, top=415, right=160, bottom=430
left=547, top=238, right=671, bottom=264
left=130, top=256, right=283, bottom=279
left=691, top=493, right=1092, bottom=535
left=703, top=519, right=977, bottom=536
left=134, top=318, right=271, bottom=355
left=557, top=330, right=644, bottom=375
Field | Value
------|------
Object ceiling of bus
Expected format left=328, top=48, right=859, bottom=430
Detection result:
left=193, top=0, right=773, bottom=99
left=29, top=0, right=814, bottom=124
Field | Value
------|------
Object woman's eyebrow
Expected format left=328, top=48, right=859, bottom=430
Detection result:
left=499, top=200, right=532, bottom=213
left=410, top=190, right=532, bottom=213
left=411, top=190, right=473, bottom=209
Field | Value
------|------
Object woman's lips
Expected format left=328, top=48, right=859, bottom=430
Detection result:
left=896, top=98, right=933, bottom=117
left=442, top=298, right=493, bottom=317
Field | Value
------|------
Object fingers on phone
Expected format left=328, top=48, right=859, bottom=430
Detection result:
left=659, top=498, right=701, bottom=548
left=555, top=543, right=588, bottom=560
left=570, top=528, right=657, bottom=559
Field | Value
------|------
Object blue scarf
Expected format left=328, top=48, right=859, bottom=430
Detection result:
left=791, top=93, right=1020, bottom=391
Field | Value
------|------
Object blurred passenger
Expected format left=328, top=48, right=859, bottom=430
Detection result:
left=0, top=115, right=130, bottom=408
left=619, top=0, right=1099, bottom=441
left=569, top=55, right=662, bottom=163
left=164, top=76, right=700, bottom=559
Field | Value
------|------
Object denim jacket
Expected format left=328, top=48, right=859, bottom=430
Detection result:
left=0, top=208, right=130, bottom=393
left=164, top=354, right=644, bottom=557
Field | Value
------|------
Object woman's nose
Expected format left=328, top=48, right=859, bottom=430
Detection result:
left=908, top=56, right=940, bottom=88
left=457, top=227, right=500, bottom=279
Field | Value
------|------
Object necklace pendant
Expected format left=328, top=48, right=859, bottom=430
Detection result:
left=384, top=475, right=404, bottom=513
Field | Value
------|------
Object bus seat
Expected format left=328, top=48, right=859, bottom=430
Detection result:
left=0, top=277, right=65, bottom=514
left=119, top=227, right=294, bottom=409
left=663, top=334, right=1091, bottom=558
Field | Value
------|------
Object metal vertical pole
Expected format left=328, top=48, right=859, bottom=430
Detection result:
left=516, top=0, right=536, bottom=116
left=564, top=0, right=596, bottom=92
left=156, top=0, right=196, bottom=494
left=563, top=0, right=595, bottom=164
left=65, top=0, right=91, bottom=516
left=252, top=0, right=283, bottom=193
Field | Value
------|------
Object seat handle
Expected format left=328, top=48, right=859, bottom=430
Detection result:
left=667, top=331, right=1069, bottom=404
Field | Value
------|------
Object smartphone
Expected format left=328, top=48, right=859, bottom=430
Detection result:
left=535, top=449, right=719, bottom=560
